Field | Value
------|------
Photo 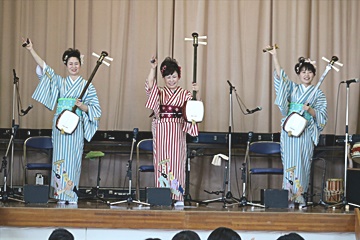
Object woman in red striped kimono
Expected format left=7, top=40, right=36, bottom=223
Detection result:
left=145, top=57, right=199, bottom=205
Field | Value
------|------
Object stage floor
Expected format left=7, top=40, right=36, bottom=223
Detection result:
left=0, top=197, right=356, bottom=233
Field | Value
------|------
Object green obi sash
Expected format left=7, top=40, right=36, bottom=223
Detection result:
left=56, top=98, right=82, bottom=116
left=288, top=102, right=312, bottom=121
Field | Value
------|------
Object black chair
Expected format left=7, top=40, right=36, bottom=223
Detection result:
left=246, top=141, right=282, bottom=201
left=23, top=136, right=53, bottom=185
left=135, top=139, right=154, bottom=200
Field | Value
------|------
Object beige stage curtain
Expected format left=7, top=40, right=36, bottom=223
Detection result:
left=1, top=0, right=360, bottom=199
left=1, top=0, right=360, bottom=135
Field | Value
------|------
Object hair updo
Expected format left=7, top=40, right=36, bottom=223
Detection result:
left=62, top=48, right=81, bottom=66
left=160, top=57, right=181, bottom=78
left=294, top=57, right=316, bottom=75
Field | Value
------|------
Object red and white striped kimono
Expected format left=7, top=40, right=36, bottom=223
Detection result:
left=145, top=80, right=198, bottom=201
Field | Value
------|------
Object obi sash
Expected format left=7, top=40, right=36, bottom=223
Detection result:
left=288, top=102, right=312, bottom=121
left=56, top=98, right=82, bottom=116
left=159, top=105, right=183, bottom=119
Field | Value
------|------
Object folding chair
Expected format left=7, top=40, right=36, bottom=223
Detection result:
left=23, top=136, right=53, bottom=185
left=135, top=139, right=154, bottom=200
left=246, top=141, right=282, bottom=201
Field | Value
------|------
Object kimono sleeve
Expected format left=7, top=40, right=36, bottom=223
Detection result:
left=274, top=69, right=295, bottom=117
left=32, top=64, right=60, bottom=111
left=307, top=89, right=328, bottom=145
left=145, top=79, right=160, bottom=119
left=82, top=83, right=101, bottom=142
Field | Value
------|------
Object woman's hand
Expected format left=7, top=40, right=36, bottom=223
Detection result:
left=150, top=56, right=157, bottom=69
left=264, top=43, right=281, bottom=77
left=75, top=99, right=88, bottom=112
left=22, top=37, right=33, bottom=50
left=303, top=104, right=315, bottom=118
left=192, top=83, right=199, bottom=92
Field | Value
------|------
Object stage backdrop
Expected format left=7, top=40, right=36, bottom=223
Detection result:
left=0, top=0, right=359, bottom=135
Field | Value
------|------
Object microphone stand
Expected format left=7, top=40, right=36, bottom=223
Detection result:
left=201, top=82, right=241, bottom=207
left=108, top=129, right=149, bottom=207
left=0, top=70, right=23, bottom=202
left=223, top=81, right=241, bottom=207
left=331, top=82, right=360, bottom=209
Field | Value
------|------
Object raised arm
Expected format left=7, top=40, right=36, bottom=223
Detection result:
left=146, top=56, right=157, bottom=90
left=22, top=38, right=45, bottom=69
left=265, top=45, right=281, bottom=77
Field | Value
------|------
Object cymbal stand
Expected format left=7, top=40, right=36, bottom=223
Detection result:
left=331, top=81, right=360, bottom=209
left=108, top=128, right=149, bottom=207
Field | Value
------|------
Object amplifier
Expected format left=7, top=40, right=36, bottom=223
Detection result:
left=318, top=134, right=336, bottom=146
left=346, top=169, right=360, bottom=205
left=18, top=128, right=52, bottom=139
left=146, top=187, right=172, bottom=206
left=261, top=189, right=288, bottom=208
left=91, top=130, right=153, bottom=142
left=233, top=132, right=280, bottom=145
left=24, top=184, right=49, bottom=204
left=188, top=132, right=228, bottom=144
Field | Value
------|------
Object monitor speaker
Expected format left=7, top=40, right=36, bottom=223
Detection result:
left=146, top=187, right=172, bottom=206
left=261, top=189, right=288, bottom=208
left=24, top=184, right=49, bottom=204
left=346, top=169, right=360, bottom=205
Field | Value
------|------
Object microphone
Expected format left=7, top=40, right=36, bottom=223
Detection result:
left=227, top=80, right=234, bottom=88
left=21, top=105, right=33, bottom=115
left=341, top=78, right=359, bottom=84
left=13, top=69, right=19, bottom=80
left=246, top=106, right=262, bottom=114
left=133, top=128, right=139, bottom=141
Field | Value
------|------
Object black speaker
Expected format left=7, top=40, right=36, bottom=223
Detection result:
left=24, top=184, right=49, bottom=204
left=261, top=189, right=288, bottom=208
left=146, top=187, right=172, bottom=206
left=346, top=169, right=360, bottom=205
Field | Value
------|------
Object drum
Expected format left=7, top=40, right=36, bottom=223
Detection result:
left=324, top=178, right=343, bottom=203
left=351, top=142, right=360, bottom=164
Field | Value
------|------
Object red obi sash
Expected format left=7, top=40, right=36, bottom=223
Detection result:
left=159, top=105, right=183, bottom=118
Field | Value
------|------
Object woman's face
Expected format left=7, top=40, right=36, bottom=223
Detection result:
left=66, top=57, right=81, bottom=77
left=164, top=71, right=180, bottom=90
left=298, top=68, right=314, bottom=87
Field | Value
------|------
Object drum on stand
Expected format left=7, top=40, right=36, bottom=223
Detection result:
left=323, top=178, right=343, bottom=203
left=351, top=142, right=360, bottom=165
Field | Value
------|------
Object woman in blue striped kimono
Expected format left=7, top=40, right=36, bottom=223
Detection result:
left=23, top=39, right=101, bottom=204
left=266, top=46, right=328, bottom=207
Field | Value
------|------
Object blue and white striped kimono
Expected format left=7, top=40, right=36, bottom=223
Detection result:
left=32, top=64, right=101, bottom=203
left=274, top=69, right=327, bottom=204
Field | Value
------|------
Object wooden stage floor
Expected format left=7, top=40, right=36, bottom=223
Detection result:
left=0, top=198, right=356, bottom=233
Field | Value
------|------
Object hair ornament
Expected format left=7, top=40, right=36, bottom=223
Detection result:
left=304, top=58, right=316, bottom=68
left=161, top=65, right=167, bottom=74
left=63, top=55, right=68, bottom=64
left=80, top=55, right=84, bottom=65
